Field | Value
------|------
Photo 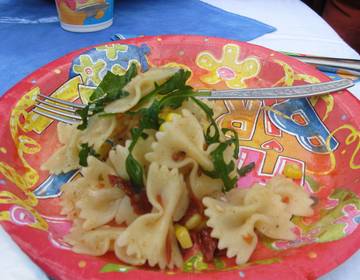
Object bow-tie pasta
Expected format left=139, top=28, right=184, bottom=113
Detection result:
left=41, top=122, right=82, bottom=174
left=203, top=198, right=269, bottom=264
left=115, top=164, right=187, bottom=269
left=79, top=114, right=117, bottom=151
left=62, top=156, right=137, bottom=230
left=65, top=225, right=124, bottom=256
left=41, top=115, right=117, bottom=174
left=267, top=176, right=314, bottom=216
left=145, top=109, right=213, bottom=171
left=109, top=130, right=155, bottom=181
left=203, top=176, right=314, bottom=264
left=188, top=161, right=223, bottom=199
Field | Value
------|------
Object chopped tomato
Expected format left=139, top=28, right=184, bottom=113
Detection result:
left=193, top=227, right=217, bottom=262
left=108, top=175, right=152, bottom=215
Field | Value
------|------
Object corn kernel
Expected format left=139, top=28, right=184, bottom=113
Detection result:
left=195, top=219, right=207, bottom=231
left=283, top=164, right=302, bottom=179
left=185, top=213, right=203, bottom=230
left=164, top=112, right=180, bottom=122
left=158, top=111, right=168, bottom=120
left=159, top=123, right=166, bottom=132
left=159, top=113, right=181, bottom=131
left=174, top=224, right=193, bottom=249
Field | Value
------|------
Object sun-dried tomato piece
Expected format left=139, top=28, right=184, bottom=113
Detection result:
left=242, top=234, right=254, bottom=245
left=172, top=151, right=186, bottom=161
left=108, top=175, right=152, bottom=215
left=194, top=227, right=218, bottom=262
left=282, top=196, right=290, bottom=204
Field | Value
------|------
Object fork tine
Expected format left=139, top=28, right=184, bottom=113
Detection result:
left=33, top=108, right=80, bottom=125
left=34, top=103, right=82, bottom=120
left=38, top=94, right=86, bottom=109
left=36, top=98, right=77, bottom=113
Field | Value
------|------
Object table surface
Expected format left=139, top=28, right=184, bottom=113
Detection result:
left=0, top=0, right=359, bottom=279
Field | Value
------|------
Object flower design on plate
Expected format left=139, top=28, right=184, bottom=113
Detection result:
left=110, top=61, right=141, bottom=76
left=272, top=227, right=320, bottom=250
left=196, top=44, right=260, bottom=89
left=72, top=55, right=106, bottom=86
left=334, top=204, right=360, bottom=235
left=111, top=64, right=126, bottom=76
left=95, top=44, right=128, bottom=60
left=9, top=205, right=36, bottom=226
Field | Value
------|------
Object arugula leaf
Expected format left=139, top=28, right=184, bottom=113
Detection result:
left=135, top=69, right=193, bottom=109
left=189, top=97, right=241, bottom=191
left=125, top=153, right=144, bottom=192
left=76, top=106, right=90, bottom=131
left=128, top=128, right=143, bottom=150
left=78, top=143, right=99, bottom=167
left=159, top=89, right=191, bottom=109
left=189, top=97, right=221, bottom=144
left=238, top=162, right=255, bottom=177
left=90, top=63, right=137, bottom=102
left=124, top=128, right=148, bottom=192
left=222, top=128, right=240, bottom=159
left=205, top=143, right=238, bottom=192
left=155, top=69, right=191, bottom=94
left=75, top=64, right=137, bottom=130
left=190, top=96, right=213, bottom=117
left=138, top=100, right=161, bottom=130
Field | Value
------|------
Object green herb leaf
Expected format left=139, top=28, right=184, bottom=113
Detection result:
left=138, top=100, right=161, bottom=130
left=128, top=128, right=143, bottom=150
left=222, top=128, right=240, bottom=159
left=76, top=64, right=137, bottom=130
left=190, top=98, right=241, bottom=191
left=205, top=119, right=220, bottom=144
left=90, top=64, right=137, bottom=102
left=159, top=90, right=189, bottom=109
left=125, top=153, right=144, bottom=193
left=190, top=96, right=213, bottom=117
left=155, top=69, right=191, bottom=94
left=78, top=143, right=99, bottom=167
left=124, top=128, right=147, bottom=191
left=136, top=69, right=193, bottom=109
left=237, top=162, right=255, bottom=177
left=190, top=97, right=221, bottom=144
left=75, top=106, right=90, bottom=131
left=205, top=143, right=238, bottom=192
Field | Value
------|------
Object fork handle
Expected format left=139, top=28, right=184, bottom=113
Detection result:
left=203, top=78, right=354, bottom=100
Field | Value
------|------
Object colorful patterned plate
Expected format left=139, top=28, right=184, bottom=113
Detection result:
left=0, top=35, right=359, bottom=280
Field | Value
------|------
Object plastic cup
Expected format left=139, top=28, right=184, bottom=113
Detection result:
left=55, top=0, right=114, bottom=32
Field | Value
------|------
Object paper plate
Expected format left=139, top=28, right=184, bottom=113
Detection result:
left=0, top=35, right=359, bottom=280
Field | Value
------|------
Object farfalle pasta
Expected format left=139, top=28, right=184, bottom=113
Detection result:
left=203, top=176, right=314, bottom=264
left=115, top=164, right=187, bottom=269
left=145, top=109, right=213, bottom=171
left=65, top=225, right=124, bottom=256
left=43, top=65, right=315, bottom=270
left=41, top=115, right=118, bottom=174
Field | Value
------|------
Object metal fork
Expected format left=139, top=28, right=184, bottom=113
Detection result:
left=33, top=78, right=354, bottom=125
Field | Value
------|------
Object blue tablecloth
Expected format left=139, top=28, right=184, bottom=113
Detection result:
left=0, top=0, right=275, bottom=96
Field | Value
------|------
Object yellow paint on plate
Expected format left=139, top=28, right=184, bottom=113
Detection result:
left=78, top=260, right=87, bottom=268
left=308, top=251, right=317, bottom=259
